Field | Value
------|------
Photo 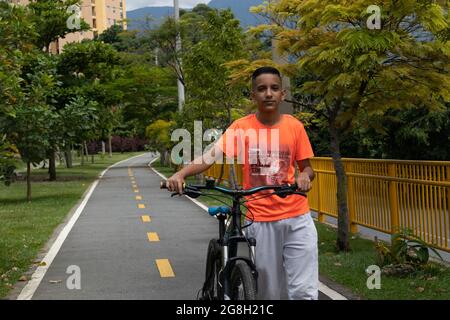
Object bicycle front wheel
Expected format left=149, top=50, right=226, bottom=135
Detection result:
left=201, top=239, right=222, bottom=300
left=230, top=261, right=257, bottom=300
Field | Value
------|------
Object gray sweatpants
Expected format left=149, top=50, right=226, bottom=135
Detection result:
left=245, top=212, right=319, bottom=300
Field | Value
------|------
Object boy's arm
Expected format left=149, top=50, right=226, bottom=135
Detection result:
left=166, top=147, right=220, bottom=194
left=296, top=159, right=315, bottom=192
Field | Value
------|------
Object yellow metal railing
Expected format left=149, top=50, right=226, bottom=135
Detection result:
left=205, top=158, right=450, bottom=252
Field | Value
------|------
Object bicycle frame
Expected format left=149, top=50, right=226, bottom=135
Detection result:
left=217, top=192, right=257, bottom=300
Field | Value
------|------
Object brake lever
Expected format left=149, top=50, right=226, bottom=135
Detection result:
left=184, top=190, right=202, bottom=199
left=171, top=186, right=202, bottom=198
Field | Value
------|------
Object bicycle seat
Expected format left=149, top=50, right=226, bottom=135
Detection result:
left=208, top=206, right=231, bottom=216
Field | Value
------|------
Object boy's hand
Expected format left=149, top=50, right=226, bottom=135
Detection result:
left=296, top=172, right=312, bottom=192
left=166, top=172, right=186, bottom=195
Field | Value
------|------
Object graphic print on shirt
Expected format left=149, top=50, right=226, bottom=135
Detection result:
left=248, top=145, right=291, bottom=186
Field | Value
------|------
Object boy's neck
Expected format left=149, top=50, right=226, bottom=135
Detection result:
left=256, top=110, right=282, bottom=126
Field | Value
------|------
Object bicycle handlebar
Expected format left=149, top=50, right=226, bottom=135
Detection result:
left=160, top=180, right=307, bottom=198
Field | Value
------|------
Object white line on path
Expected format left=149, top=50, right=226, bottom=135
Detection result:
left=17, top=153, right=148, bottom=300
left=148, top=158, right=209, bottom=212
left=149, top=159, right=348, bottom=301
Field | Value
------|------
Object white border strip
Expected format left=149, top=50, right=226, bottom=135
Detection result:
left=148, top=158, right=209, bottom=212
left=17, top=153, right=147, bottom=300
left=149, top=161, right=348, bottom=300
left=319, top=282, right=348, bottom=300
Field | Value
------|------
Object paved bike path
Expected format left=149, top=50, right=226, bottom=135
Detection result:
left=30, top=153, right=218, bottom=299
left=28, top=153, right=334, bottom=300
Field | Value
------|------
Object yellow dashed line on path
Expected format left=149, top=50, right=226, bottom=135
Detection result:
left=155, top=259, right=175, bottom=278
left=142, top=215, right=151, bottom=222
left=138, top=204, right=145, bottom=209
left=147, top=232, right=160, bottom=242
left=136, top=195, right=142, bottom=200
left=134, top=189, right=139, bottom=193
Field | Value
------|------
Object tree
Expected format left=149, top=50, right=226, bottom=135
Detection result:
left=25, top=0, right=90, bottom=180
left=0, top=2, right=36, bottom=116
left=349, top=104, right=450, bottom=160
left=0, top=3, right=37, bottom=182
left=57, top=97, right=99, bottom=166
left=0, top=135, right=19, bottom=186
left=111, top=65, right=177, bottom=137
left=148, top=17, right=186, bottom=88
left=2, top=53, right=57, bottom=200
left=238, top=0, right=450, bottom=250
left=28, top=0, right=89, bottom=52
left=58, top=40, right=122, bottom=162
left=183, top=9, right=249, bottom=128
left=181, top=9, right=251, bottom=187
left=96, top=24, right=123, bottom=44
left=146, top=120, right=175, bottom=167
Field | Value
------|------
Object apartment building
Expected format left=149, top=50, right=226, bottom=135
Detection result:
left=6, top=0, right=127, bottom=53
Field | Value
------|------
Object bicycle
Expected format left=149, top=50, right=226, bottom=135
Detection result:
left=160, top=178, right=306, bottom=300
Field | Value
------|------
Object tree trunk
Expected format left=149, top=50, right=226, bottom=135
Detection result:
left=229, top=164, right=238, bottom=189
left=163, top=150, right=171, bottom=168
left=80, top=145, right=84, bottom=166
left=91, top=154, right=94, bottom=164
left=102, top=141, right=106, bottom=156
left=27, top=161, right=31, bottom=201
left=48, top=150, right=56, bottom=181
left=217, top=163, right=225, bottom=185
left=108, top=135, right=112, bottom=158
left=159, top=149, right=165, bottom=166
left=84, top=141, right=89, bottom=164
left=329, top=115, right=350, bottom=252
left=225, top=104, right=238, bottom=189
left=64, top=145, right=73, bottom=168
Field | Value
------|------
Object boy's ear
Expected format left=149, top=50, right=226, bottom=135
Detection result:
left=281, top=89, right=287, bottom=101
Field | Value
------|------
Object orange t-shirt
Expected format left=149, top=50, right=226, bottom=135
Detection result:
left=217, top=114, right=314, bottom=222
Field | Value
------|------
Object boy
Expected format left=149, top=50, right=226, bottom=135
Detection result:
left=166, top=66, right=318, bottom=300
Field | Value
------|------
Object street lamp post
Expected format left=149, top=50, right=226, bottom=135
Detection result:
left=174, top=0, right=185, bottom=112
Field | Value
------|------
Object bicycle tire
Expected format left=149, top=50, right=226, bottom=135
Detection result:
left=201, top=239, right=223, bottom=300
left=230, top=261, right=257, bottom=300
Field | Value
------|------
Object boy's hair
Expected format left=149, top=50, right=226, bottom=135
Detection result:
left=251, top=66, right=282, bottom=89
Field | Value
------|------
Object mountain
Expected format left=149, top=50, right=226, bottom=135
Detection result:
left=126, top=0, right=264, bottom=31
left=126, top=6, right=174, bottom=30
left=208, top=0, right=264, bottom=28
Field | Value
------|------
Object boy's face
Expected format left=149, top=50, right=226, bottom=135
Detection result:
left=251, top=73, right=286, bottom=113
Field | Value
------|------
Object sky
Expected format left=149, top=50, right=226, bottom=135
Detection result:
left=126, top=0, right=209, bottom=11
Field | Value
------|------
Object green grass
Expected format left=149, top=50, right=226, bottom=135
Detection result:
left=316, top=223, right=450, bottom=300
left=0, top=152, right=144, bottom=299
left=152, top=160, right=450, bottom=300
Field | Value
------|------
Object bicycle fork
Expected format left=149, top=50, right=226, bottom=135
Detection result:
left=221, top=236, right=257, bottom=300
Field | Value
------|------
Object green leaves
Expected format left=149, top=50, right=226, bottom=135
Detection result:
left=58, top=41, right=121, bottom=83
left=379, top=228, right=445, bottom=267
left=145, top=120, right=176, bottom=152
left=182, top=9, right=248, bottom=129
left=28, top=0, right=90, bottom=51
left=338, top=29, right=400, bottom=52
